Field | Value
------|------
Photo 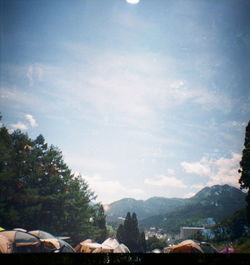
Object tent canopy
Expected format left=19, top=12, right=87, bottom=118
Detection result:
left=0, top=230, right=41, bottom=253
left=164, top=240, right=203, bottom=253
left=102, top=238, right=120, bottom=249
left=0, top=234, right=12, bottom=253
left=29, top=230, right=55, bottom=240
left=29, top=230, right=74, bottom=252
left=75, top=238, right=130, bottom=253
left=0, top=230, right=40, bottom=247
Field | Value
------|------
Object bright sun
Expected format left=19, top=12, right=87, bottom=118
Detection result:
left=126, top=0, right=140, bottom=4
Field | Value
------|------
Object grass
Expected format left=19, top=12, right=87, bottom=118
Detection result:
left=234, top=238, right=250, bottom=253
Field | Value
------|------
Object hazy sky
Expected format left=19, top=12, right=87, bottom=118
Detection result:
left=1, top=0, right=250, bottom=204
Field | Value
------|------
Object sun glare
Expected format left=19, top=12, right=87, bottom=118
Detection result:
left=126, top=0, right=140, bottom=4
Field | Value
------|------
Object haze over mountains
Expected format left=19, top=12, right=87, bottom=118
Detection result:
left=106, top=185, right=246, bottom=233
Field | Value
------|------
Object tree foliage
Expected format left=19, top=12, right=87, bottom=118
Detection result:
left=0, top=119, right=106, bottom=245
left=116, top=212, right=146, bottom=252
left=146, top=236, right=166, bottom=251
left=239, top=121, right=250, bottom=225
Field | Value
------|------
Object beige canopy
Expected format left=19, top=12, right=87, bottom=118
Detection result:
left=74, top=239, right=113, bottom=253
left=164, top=240, right=204, bottom=253
left=75, top=238, right=130, bottom=253
left=0, top=230, right=41, bottom=253
left=0, top=234, right=12, bottom=253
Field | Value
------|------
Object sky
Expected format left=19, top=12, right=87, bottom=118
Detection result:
left=1, top=0, right=250, bottom=204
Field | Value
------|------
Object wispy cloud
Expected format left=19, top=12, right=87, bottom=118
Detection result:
left=10, top=121, right=28, bottom=131
left=181, top=153, right=242, bottom=188
left=26, top=64, right=44, bottom=87
left=80, top=174, right=144, bottom=204
left=1, top=44, right=235, bottom=131
left=181, top=158, right=212, bottom=177
left=144, top=168, right=187, bottom=189
left=25, top=114, right=38, bottom=127
left=44, top=43, right=234, bottom=130
left=64, top=153, right=118, bottom=173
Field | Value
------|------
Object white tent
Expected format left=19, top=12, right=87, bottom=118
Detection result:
left=75, top=238, right=130, bottom=253
left=113, top=243, right=130, bottom=253
left=102, top=238, right=120, bottom=249
left=102, top=238, right=130, bottom=253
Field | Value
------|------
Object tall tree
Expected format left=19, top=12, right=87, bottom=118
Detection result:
left=116, top=212, right=146, bottom=252
left=239, top=121, right=250, bottom=226
left=0, top=120, right=103, bottom=245
left=92, top=203, right=107, bottom=243
left=116, top=223, right=125, bottom=243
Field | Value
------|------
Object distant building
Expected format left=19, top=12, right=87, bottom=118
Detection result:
left=145, top=227, right=167, bottom=240
left=180, top=227, right=205, bottom=239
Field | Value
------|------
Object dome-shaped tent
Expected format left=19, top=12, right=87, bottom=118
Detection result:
left=28, top=230, right=74, bottom=253
left=0, top=230, right=42, bottom=253
left=164, top=240, right=203, bottom=253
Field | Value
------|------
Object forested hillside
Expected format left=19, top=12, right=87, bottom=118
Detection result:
left=107, top=185, right=246, bottom=234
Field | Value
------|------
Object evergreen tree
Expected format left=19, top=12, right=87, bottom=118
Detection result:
left=116, top=223, right=125, bottom=243
left=239, top=121, right=250, bottom=226
left=92, top=203, right=107, bottom=242
left=140, top=231, right=147, bottom=252
left=131, top=212, right=140, bottom=251
left=0, top=119, right=104, bottom=245
left=116, top=212, right=146, bottom=252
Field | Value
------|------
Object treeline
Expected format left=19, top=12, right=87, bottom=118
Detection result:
left=0, top=117, right=106, bottom=245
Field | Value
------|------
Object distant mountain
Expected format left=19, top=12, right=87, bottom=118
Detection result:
left=106, top=185, right=246, bottom=233
left=106, top=196, right=186, bottom=222
left=141, top=185, right=246, bottom=233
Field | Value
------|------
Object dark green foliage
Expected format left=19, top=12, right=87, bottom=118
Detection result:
left=0, top=121, right=106, bottom=245
left=218, top=208, right=250, bottom=241
left=116, top=212, right=146, bottom=253
left=239, top=121, right=250, bottom=225
left=92, top=203, right=108, bottom=243
left=141, top=185, right=246, bottom=234
left=107, top=185, right=245, bottom=231
left=146, top=236, right=166, bottom=251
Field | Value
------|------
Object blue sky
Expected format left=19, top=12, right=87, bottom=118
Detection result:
left=1, top=0, right=250, bottom=204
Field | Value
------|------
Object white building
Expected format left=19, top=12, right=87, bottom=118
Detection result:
left=180, top=227, right=205, bottom=240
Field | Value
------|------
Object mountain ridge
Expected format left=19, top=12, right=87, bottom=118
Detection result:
left=106, top=184, right=246, bottom=232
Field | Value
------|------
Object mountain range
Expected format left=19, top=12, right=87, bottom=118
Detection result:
left=106, top=185, right=246, bottom=234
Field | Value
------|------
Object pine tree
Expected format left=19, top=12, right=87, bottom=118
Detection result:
left=239, top=121, right=250, bottom=226
left=116, top=224, right=125, bottom=243
left=93, top=203, right=107, bottom=242
left=140, top=231, right=147, bottom=252
left=0, top=119, right=103, bottom=245
left=116, top=212, right=146, bottom=252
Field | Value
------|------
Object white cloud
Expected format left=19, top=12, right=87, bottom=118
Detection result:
left=64, top=153, right=117, bottom=173
left=26, top=64, right=44, bottom=87
left=25, top=114, right=38, bottom=127
left=191, top=184, right=206, bottom=190
left=55, top=44, right=233, bottom=130
left=208, top=153, right=242, bottom=187
left=144, top=175, right=187, bottom=188
left=26, top=65, right=34, bottom=87
left=182, top=191, right=197, bottom=198
left=181, top=159, right=211, bottom=177
left=10, top=121, right=28, bottom=131
left=181, top=153, right=242, bottom=188
left=80, top=174, right=144, bottom=204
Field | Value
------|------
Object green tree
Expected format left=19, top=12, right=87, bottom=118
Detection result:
left=92, top=203, right=107, bottom=243
left=116, top=212, right=146, bottom=252
left=146, top=236, right=166, bottom=251
left=140, top=231, right=147, bottom=252
left=0, top=120, right=104, bottom=245
left=116, top=223, right=125, bottom=243
left=239, top=121, right=250, bottom=226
